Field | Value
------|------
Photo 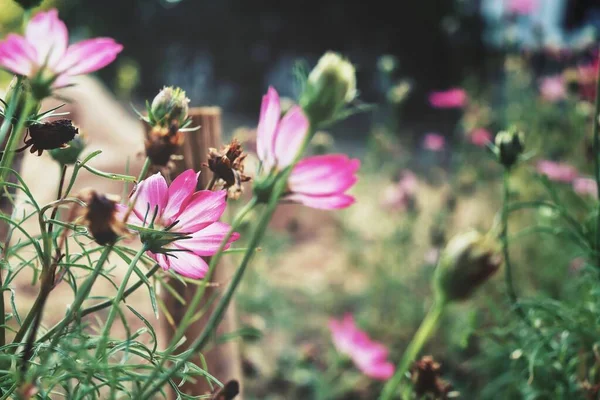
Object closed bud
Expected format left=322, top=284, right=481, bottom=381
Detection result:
left=495, top=127, right=525, bottom=169
left=49, top=134, right=86, bottom=165
left=300, top=52, right=356, bottom=125
left=149, top=86, right=190, bottom=128
left=12, top=0, right=42, bottom=10
left=433, top=231, right=502, bottom=303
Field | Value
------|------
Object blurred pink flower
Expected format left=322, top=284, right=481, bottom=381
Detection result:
left=119, top=170, right=240, bottom=279
left=381, top=171, right=418, bottom=211
left=539, top=75, right=567, bottom=102
left=0, top=9, right=122, bottom=90
left=428, top=88, right=467, bottom=108
left=536, top=160, right=578, bottom=183
left=506, top=0, right=538, bottom=15
left=469, top=128, right=492, bottom=147
left=329, top=314, right=395, bottom=380
left=257, top=87, right=359, bottom=209
left=578, top=58, right=599, bottom=101
left=573, top=177, right=597, bottom=198
left=423, top=133, right=445, bottom=151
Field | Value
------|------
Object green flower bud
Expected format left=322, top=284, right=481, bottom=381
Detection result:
left=149, top=86, right=190, bottom=128
left=49, top=134, right=86, bottom=165
left=12, top=0, right=43, bottom=9
left=495, top=127, right=525, bottom=169
left=300, top=52, right=356, bottom=125
left=433, top=231, right=502, bottom=303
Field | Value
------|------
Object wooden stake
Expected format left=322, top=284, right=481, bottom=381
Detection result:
left=164, top=107, right=243, bottom=398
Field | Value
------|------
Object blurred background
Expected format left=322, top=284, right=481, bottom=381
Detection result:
left=3, top=0, right=600, bottom=399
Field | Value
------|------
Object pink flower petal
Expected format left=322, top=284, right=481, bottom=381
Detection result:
left=132, top=172, right=168, bottom=224
left=428, top=88, right=467, bottom=108
left=573, top=177, right=598, bottom=198
left=423, top=133, right=445, bottom=151
left=506, top=0, right=538, bottom=15
left=0, top=34, right=37, bottom=76
left=289, top=154, right=359, bottom=196
left=256, top=87, right=280, bottom=171
left=175, top=190, right=227, bottom=232
left=539, top=75, right=566, bottom=102
left=114, top=203, right=144, bottom=226
left=536, top=160, right=578, bottom=183
left=162, top=169, right=199, bottom=223
left=56, top=38, right=123, bottom=76
left=176, top=222, right=240, bottom=256
left=161, top=249, right=209, bottom=279
left=285, top=193, right=356, bottom=210
left=25, top=9, right=68, bottom=69
left=469, top=128, right=492, bottom=147
left=273, top=106, right=310, bottom=168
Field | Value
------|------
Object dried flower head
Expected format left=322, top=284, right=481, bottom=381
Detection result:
left=21, top=119, right=78, bottom=156
left=207, top=138, right=251, bottom=199
left=411, top=356, right=453, bottom=399
left=78, top=189, right=128, bottom=245
left=494, top=127, right=525, bottom=169
left=433, top=231, right=502, bottom=303
left=210, top=380, right=240, bottom=400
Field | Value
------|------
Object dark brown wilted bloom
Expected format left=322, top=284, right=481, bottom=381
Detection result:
left=144, top=125, right=185, bottom=166
left=78, top=189, right=127, bottom=245
left=21, top=119, right=78, bottom=156
left=411, top=356, right=453, bottom=399
left=210, top=380, right=239, bottom=400
left=207, top=138, right=251, bottom=199
left=433, top=231, right=502, bottom=303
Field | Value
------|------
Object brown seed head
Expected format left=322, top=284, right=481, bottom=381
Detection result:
left=78, top=189, right=128, bottom=245
left=24, top=119, right=79, bottom=156
left=411, top=356, right=453, bottom=399
left=206, top=138, right=251, bottom=199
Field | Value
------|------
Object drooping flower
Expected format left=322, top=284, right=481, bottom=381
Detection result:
left=428, top=88, right=467, bottom=108
left=78, top=189, right=128, bottom=246
left=536, top=160, right=578, bottom=183
left=469, top=128, right=492, bottom=147
left=119, top=170, right=240, bottom=279
left=573, top=177, right=597, bottom=198
left=21, top=119, right=79, bottom=156
left=0, top=9, right=123, bottom=99
left=423, top=133, right=445, bottom=151
left=539, top=75, right=567, bottom=102
left=329, top=314, right=395, bottom=380
left=505, top=0, right=538, bottom=15
left=256, top=87, right=359, bottom=210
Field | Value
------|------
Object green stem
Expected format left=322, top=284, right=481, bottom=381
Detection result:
left=0, top=94, right=34, bottom=185
left=0, top=78, right=22, bottom=150
left=93, top=245, right=147, bottom=359
left=379, top=302, right=445, bottom=400
left=592, top=56, right=600, bottom=267
left=502, top=170, right=518, bottom=306
left=137, top=157, right=151, bottom=182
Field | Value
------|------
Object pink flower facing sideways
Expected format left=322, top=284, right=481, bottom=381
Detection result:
left=536, top=160, right=578, bottom=183
left=329, top=314, right=395, bottom=380
left=119, top=170, right=240, bottom=279
left=428, top=88, right=467, bottom=108
left=256, top=87, right=359, bottom=209
left=0, top=9, right=122, bottom=90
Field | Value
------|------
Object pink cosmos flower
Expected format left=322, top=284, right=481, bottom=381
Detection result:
left=506, top=0, right=538, bottom=15
left=428, top=88, right=467, bottom=108
left=0, top=9, right=122, bottom=89
left=329, top=314, right=395, bottom=380
left=423, top=133, right=445, bottom=151
left=256, top=87, right=360, bottom=210
left=573, top=177, right=597, bottom=198
left=469, top=128, right=492, bottom=147
left=381, top=170, right=418, bottom=211
left=119, top=170, right=240, bottom=279
left=539, top=75, right=567, bottom=102
left=536, top=160, right=578, bottom=183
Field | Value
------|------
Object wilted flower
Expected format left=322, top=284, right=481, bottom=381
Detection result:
left=536, top=160, right=578, bottom=183
left=423, top=133, right=445, bottom=151
left=21, top=119, right=78, bottom=156
left=494, top=128, right=524, bottom=168
left=119, top=170, right=240, bottom=279
left=329, top=314, right=395, bottom=380
left=207, top=138, right=251, bottom=199
left=539, top=75, right=567, bottom=102
left=428, top=88, right=467, bottom=108
left=433, top=231, right=502, bottom=302
left=78, top=189, right=128, bottom=246
left=573, top=177, right=597, bottom=197
left=255, top=87, right=359, bottom=209
left=410, top=356, right=453, bottom=399
left=143, top=87, right=191, bottom=166
left=49, top=134, right=86, bottom=165
left=381, top=170, right=418, bottom=211
left=505, top=0, right=538, bottom=15
left=0, top=9, right=122, bottom=100
left=469, top=128, right=492, bottom=147
left=300, top=52, right=356, bottom=125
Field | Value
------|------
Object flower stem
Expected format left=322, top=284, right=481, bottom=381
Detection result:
left=138, top=157, right=151, bottom=182
left=502, top=170, right=518, bottom=305
left=0, top=93, right=34, bottom=184
left=379, top=301, right=445, bottom=400
left=592, top=58, right=600, bottom=267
